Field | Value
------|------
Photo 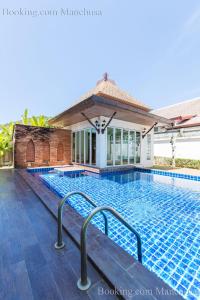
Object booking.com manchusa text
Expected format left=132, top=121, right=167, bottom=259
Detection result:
left=2, top=8, right=103, bottom=17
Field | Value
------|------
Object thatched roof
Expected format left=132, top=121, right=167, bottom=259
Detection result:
left=73, top=73, right=150, bottom=111
left=49, top=74, right=171, bottom=127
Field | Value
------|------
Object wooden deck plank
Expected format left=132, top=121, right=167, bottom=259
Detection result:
left=0, top=170, right=118, bottom=300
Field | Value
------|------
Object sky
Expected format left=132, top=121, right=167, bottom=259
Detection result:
left=0, top=0, right=200, bottom=124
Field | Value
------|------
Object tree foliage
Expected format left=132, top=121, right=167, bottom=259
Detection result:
left=0, top=123, right=14, bottom=157
left=0, top=109, right=50, bottom=157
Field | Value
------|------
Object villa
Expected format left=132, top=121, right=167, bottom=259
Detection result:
left=2, top=75, right=199, bottom=300
left=2, top=0, right=200, bottom=297
left=13, top=74, right=170, bottom=169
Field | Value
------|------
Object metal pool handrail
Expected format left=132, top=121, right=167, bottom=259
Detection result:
left=54, top=191, right=108, bottom=249
left=77, top=206, right=142, bottom=291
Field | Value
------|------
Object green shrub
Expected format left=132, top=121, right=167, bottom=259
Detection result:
left=175, top=158, right=200, bottom=169
left=154, top=156, right=200, bottom=169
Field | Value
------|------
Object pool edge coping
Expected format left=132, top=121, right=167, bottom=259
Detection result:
left=27, top=165, right=200, bottom=181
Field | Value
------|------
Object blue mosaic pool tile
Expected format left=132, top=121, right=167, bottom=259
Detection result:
left=177, top=284, right=187, bottom=295
left=134, top=167, right=200, bottom=181
left=33, top=169, right=200, bottom=300
left=181, top=279, right=190, bottom=290
left=193, top=280, right=200, bottom=289
left=189, top=286, right=200, bottom=298
left=172, top=272, right=181, bottom=282
left=168, top=277, right=179, bottom=288
left=188, top=268, right=197, bottom=276
left=187, top=295, right=197, bottom=300
left=28, top=167, right=54, bottom=173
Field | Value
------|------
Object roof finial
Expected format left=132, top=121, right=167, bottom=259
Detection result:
left=96, top=72, right=116, bottom=86
left=103, top=72, right=108, bottom=81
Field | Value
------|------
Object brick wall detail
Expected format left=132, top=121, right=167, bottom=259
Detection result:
left=14, top=124, right=71, bottom=168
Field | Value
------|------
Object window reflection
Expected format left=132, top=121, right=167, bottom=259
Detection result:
left=129, top=131, right=135, bottom=164
left=107, top=128, right=114, bottom=166
left=91, top=128, right=96, bottom=165
left=115, top=129, right=121, bottom=165
left=72, top=129, right=96, bottom=165
left=136, top=132, right=141, bottom=163
left=107, top=127, right=141, bottom=166
left=122, top=130, right=128, bottom=164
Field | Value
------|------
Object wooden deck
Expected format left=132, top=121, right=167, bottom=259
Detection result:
left=0, top=170, right=117, bottom=300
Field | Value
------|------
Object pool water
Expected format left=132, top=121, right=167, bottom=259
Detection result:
left=39, top=170, right=200, bottom=300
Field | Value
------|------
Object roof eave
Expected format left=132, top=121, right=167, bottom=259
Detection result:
left=49, top=94, right=171, bottom=127
left=169, top=123, right=200, bottom=129
left=96, top=92, right=151, bottom=112
left=92, top=95, right=171, bottom=125
left=49, top=96, right=95, bottom=126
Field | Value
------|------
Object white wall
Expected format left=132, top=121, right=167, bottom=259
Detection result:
left=154, top=137, right=200, bottom=160
left=66, top=116, right=154, bottom=168
left=141, top=132, right=154, bottom=167
left=65, top=118, right=97, bottom=131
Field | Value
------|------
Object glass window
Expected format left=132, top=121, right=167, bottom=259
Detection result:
left=107, top=128, right=114, bottom=166
left=73, top=129, right=96, bottom=166
left=72, top=132, right=75, bottom=162
left=136, top=132, right=141, bottom=163
left=76, top=131, right=80, bottom=163
left=72, top=129, right=96, bottom=165
left=85, top=129, right=90, bottom=164
left=91, top=128, right=96, bottom=165
left=129, top=131, right=135, bottom=164
left=122, top=130, right=128, bottom=164
left=147, top=134, right=151, bottom=160
left=115, top=128, right=121, bottom=165
left=106, top=127, right=142, bottom=166
left=80, top=131, right=84, bottom=163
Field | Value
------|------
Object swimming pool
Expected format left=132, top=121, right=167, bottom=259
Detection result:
left=35, top=169, right=200, bottom=300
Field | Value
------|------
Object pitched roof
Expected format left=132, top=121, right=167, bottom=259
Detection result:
left=173, top=115, right=200, bottom=128
left=73, top=73, right=150, bottom=111
left=49, top=94, right=170, bottom=127
left=152, top=97, right=200, bottom=128
left=49, top=74, right=171, bottom=127
left=152, top=97, right=200, bottom=119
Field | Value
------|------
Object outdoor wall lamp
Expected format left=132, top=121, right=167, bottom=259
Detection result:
left=81, top=112, right=116, bottom=134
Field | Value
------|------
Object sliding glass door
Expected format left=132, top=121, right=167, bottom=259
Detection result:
left=115, top=129, right=121, bottom=165
left=122, top=130, right=128, bottom=164
left=72, top=128, right=96, bottom=165
left=80, top=131, right=84, bottom=163
left=129, top=131, right=135, bottom=164
left=72, top=132, right=75, bottom=162
left=107, top=128, right=114, bottom=166
left=91, top=128, right=96, bottom=165
left=85, top=129, right=90, bottom=164
left=136, top=132, right=141, bottom=163
left=107, top=127, right=141, bottom=166
left=76, top=132, right=80, bottom=162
